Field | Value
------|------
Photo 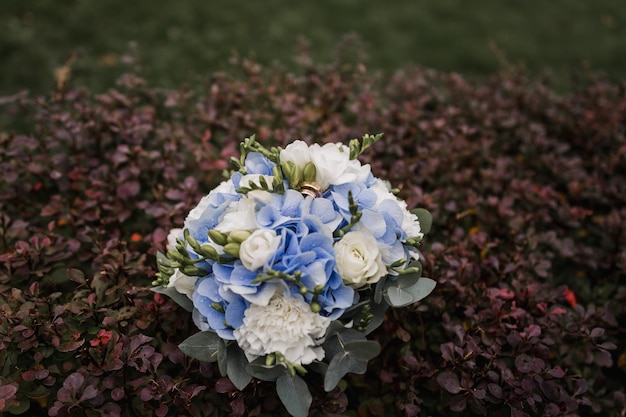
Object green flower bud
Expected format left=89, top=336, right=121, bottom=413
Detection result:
left=310, top=302, right=321, bottom=313
left=302, top=162, right=317, bottom=182
left=208, top=229, right=228, bottom=246
left=293, top=364, right=307, bottom=375
left=198, top=244, right=218, bottom=258
left=167, top=248, right=185, bottom=262
left=223, top=242, right=241, bottom=258
left=265, top=353, right=276, bottom=366
left=228, top=230, right=252, bottom=243
left=181, top=265, right=208, bottom=276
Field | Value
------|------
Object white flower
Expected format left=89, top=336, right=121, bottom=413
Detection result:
left=280, top=140, right=312, bottom=167
left=239, top=229, right=281, bottom=271
left=168, top=269, right=197, bottom=300
left=370, top=178, right=423, bottom=241
left=334, top=230, right=387, bottom=288
left=165, top=228, right=197, bottom=300
left=281, top=141, right=371, bottom=191
left=400, top=201, right=423, bottom=241
left=214, top=195, right=258, bottom=233
left=309, top=143, right=370, bottom=189
left=233, top=290, right=331, bottom=365
left=186, top=180, right=236, bottom=223
left=239, top=174, right=275, bottom=191
left=369, top=178, right=397, bottom=208
left=166, top=228, right=183, bottom=249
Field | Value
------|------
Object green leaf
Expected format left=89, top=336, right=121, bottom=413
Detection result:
left=276, top=374, right=312, bottom=417
left=412, top=208, right=432, bottom=235
left=405, top=277, right=437, bottom=302
left=386, top=286, right=415, bottom=306
left=217, top=339, right=228, bottom=375
left=323, top=328, right=366, bottom=359
left=226, top=344, right=252, bottom=390
left=384, top=277, right=436, bottom=307
left=374, top=275, right=387, bottom=304
left=7, top=399, right=30, bottom=415
left=343, top=340, right=381, bottom=361
left=67, top=268, right=86, bottom=284
left=324, top=350, right=367, bottom=391
left=246, top=357, right=288, bottom=382
left=323, top=337, right=380, bottom=391
left=178, top=331, right=222, bottom=363
left=151, top=285, right=194, bottom=312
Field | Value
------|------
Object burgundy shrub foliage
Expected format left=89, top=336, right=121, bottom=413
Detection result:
left=0, top=54, right=625, bottom=416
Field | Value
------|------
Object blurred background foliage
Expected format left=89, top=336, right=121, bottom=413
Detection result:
left=1, top=0, right=625, bottom=96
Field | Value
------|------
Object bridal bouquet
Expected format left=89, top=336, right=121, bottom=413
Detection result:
left=153, top=134, right=435, bottom=416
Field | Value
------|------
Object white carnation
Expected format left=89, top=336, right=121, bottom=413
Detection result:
left=239, top=229, right=281, bottom=271
left=233, top=291, right=331, bottom=365
left=334, top=230, right=387, bottom=288
left=400, top=201, right=423, bottom=240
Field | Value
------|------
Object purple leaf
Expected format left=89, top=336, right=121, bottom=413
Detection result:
left=449, top=394, right=467, bottom=412
left=437, top=371, right=463, bottom=394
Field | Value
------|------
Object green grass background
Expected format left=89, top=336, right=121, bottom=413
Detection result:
left=1, top=0, right=625, bottom=95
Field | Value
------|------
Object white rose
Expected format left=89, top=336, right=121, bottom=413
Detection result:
left=233, top=290, right=331, bottom=365
left=280, top=140, right=312, bottom=167
left=167, top=269, right=197, bottom=300
left=239, top=229, right=281, bottom=271
left=334, top=230, right=387, bottom=288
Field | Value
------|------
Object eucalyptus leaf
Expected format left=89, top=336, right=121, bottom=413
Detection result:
left=324, top=320, right=347, bottom=340
left=343, top=340, right=381, bottom=361
left=323, top=337, right=380, bottom=391
left=404, top=277, right=437, bottom=302
left=178, top=331, right=222, bottom=363
left=384, top=277, right=437, bottom=307
left=247, top=357, right=288, bottom=382
left=217, top=339, right=228, bottom=376
left=374, top=274, right=388, bottom=304
left=308, top=360, right=328, bottom=375
left=323, top=328, right=366, bottom=360
left=151, top=286, right=194, bottom=312
left=324, top=350, right=368, bottom=392
left=226, top=344, right=252, bottom=390
left=386, top=286, right=415, bottom=307
left=412, top=208, right=432, bottom=235
left=276, top=374, right=312, bottom=417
